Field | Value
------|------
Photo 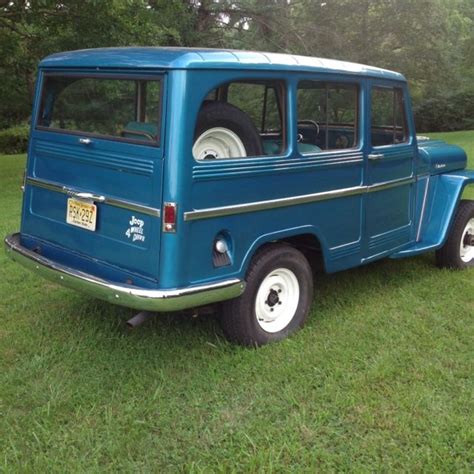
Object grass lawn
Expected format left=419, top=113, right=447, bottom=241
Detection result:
left=1, top=131, right=473, bottom=471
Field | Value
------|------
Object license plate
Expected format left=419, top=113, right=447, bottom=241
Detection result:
left=66, top=198, right=97, bottom=231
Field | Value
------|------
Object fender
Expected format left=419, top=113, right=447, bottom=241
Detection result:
left=392, top=170, right=474, bottom=259
left=238, top=225, right=330, bottom=276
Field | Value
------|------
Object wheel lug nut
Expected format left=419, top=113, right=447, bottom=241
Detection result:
left=278, top=289, right=282, bottom=293
left=278, top=301, right=282, bottom=305
left=270, top=308, right=274, bottom=312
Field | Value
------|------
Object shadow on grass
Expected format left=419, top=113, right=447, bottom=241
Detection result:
left=37, top=251, right=439, bottom=357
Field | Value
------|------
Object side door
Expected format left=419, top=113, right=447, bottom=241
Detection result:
left=364, top=81, right=416, bottom=258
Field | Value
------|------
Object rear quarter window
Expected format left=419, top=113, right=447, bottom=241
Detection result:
left=193, top=80, right=286, bottom=160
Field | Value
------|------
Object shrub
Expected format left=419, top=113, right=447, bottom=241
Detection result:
left=0, top=124, right=30, bottom=154
left=414, top=90, right=474, bottom=133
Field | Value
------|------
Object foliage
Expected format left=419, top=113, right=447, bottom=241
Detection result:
left=414, top=90, right=474, bottom=132
left=0, top=131, right=473, bottom=470
left=0, top=124, right=29, bottom=153
left=0, top=0, right=196, bottom=129
left=0, top=0, right=473, bottom=131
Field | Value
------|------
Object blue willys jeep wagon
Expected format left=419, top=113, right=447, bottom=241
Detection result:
left=5, top=47, right=474, bottom=345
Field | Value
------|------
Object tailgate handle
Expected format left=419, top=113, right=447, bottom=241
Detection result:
left=67, top=190, right=105, bottom=202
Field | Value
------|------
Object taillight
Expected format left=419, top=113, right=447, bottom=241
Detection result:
left=163, top=202, right=177, bottom=233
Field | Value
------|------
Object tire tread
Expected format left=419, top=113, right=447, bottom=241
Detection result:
left=220, top=243, right=313, bottom=346
left=436, top=199, right=474, bottom=269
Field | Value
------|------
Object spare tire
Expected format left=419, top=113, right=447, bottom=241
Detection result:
left=193, top=101, right=263, bottom=160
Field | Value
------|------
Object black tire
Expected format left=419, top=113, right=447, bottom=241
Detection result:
left=194, top=101, right=263, bottom=158
left=220, top=243, right=313, bottom=346
left=436, top=200, right=474, bottom=269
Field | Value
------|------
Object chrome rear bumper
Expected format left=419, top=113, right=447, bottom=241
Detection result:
left=4, top=233, right=244, bottom=312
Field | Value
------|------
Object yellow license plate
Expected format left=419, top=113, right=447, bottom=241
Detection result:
left=66, top=198, right=97, bottom=231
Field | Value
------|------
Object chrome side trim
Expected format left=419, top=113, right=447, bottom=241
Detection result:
left=27, top=177, right=62, bottom=194
left=366, top=176, right=415, bottom=193
left=4, top=233, right=245, bottom=312
left=184, top=176, right=416, bottom=221
left=185, top=185, right=364, bottom=221
left=417, top=176, right=430, bottom=242
left=26, top=177, right=161, bottom=217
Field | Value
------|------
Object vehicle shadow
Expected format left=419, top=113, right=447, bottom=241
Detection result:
left=55, top=251, right=437, bottom=354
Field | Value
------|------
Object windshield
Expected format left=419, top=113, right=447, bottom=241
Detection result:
left=37, top=74, right=162, bottom=145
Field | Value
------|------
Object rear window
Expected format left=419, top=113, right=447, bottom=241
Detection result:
left=36, top=75, right=162, bottom=145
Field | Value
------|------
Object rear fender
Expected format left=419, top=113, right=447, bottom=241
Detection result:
left=238, top=225, right=330, bottom=276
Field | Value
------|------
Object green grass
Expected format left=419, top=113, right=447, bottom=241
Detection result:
left=1, top=132, right=473, bottom=472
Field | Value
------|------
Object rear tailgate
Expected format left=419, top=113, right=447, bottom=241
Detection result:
left=21, top=71, right=164, bottom=282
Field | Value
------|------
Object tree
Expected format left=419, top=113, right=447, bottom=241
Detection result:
left=0, top=0, right=197, bottom=126
left=0, top=0, right=472, bottom=130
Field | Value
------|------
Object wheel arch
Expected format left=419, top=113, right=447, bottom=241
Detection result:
left=238, top=226, right=329, bottom=277
left=428, top=171, right=474, bottom=249
left=393, top=170, right=474, bottom=258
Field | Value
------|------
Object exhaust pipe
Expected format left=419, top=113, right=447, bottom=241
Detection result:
left=126, top=311, right=155, bottom=329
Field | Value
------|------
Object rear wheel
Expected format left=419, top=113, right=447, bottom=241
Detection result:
left=436, top=200, right=474, bottom=269
left=220, top=244, right=313, bottom=346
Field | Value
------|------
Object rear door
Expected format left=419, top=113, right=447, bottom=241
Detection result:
left=21, top=71, right=165, bottom=281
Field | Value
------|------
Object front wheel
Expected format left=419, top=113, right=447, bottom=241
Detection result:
left=220, top=244, right=313, bottom=346
left=436, top=200, right=474, bottom=269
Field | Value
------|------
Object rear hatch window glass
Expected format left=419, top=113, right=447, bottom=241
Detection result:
left=37, top=75, right=162, bottom=145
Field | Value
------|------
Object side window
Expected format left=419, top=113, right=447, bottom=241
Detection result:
left=227, top=83, right=265, bottom=131
left=371, top=87, right=408, bottom=146
left=143, top=81, right=162, bottom=126
left=193, top=81, right=285, bottom=160
left=297, top=81, right=358, bottom=153
left=263, top=87, right=281, bottom=132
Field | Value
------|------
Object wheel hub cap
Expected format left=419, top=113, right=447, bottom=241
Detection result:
left=463, top=233, right=474, bottom=247
left=460, top=218, right=474, bottom=263
left=193, top=127, right=247, bottom=160
left=266, top=289, right=280, bottom=307
left=255, top=268, right=300, bottom=333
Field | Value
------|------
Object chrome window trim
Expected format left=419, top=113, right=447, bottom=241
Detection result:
left=184, top=176, right=415, bottom=221
left=26, top=177, right=161, bottom=218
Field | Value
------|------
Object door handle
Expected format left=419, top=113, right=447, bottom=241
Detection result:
left=79, top=138, right=92, bottom=145
left=65, top=189, right=105, bottom=202
left=74, top=192, right=105, bottom=202
left=368, top=153, right=384, bottom=161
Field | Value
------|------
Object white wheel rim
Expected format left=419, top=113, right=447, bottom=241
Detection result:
left=460, top=218, right=474, bottom=263
left=193, top=127, right=247, bottom=160
left=255, top=268, right=300, bottom=333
